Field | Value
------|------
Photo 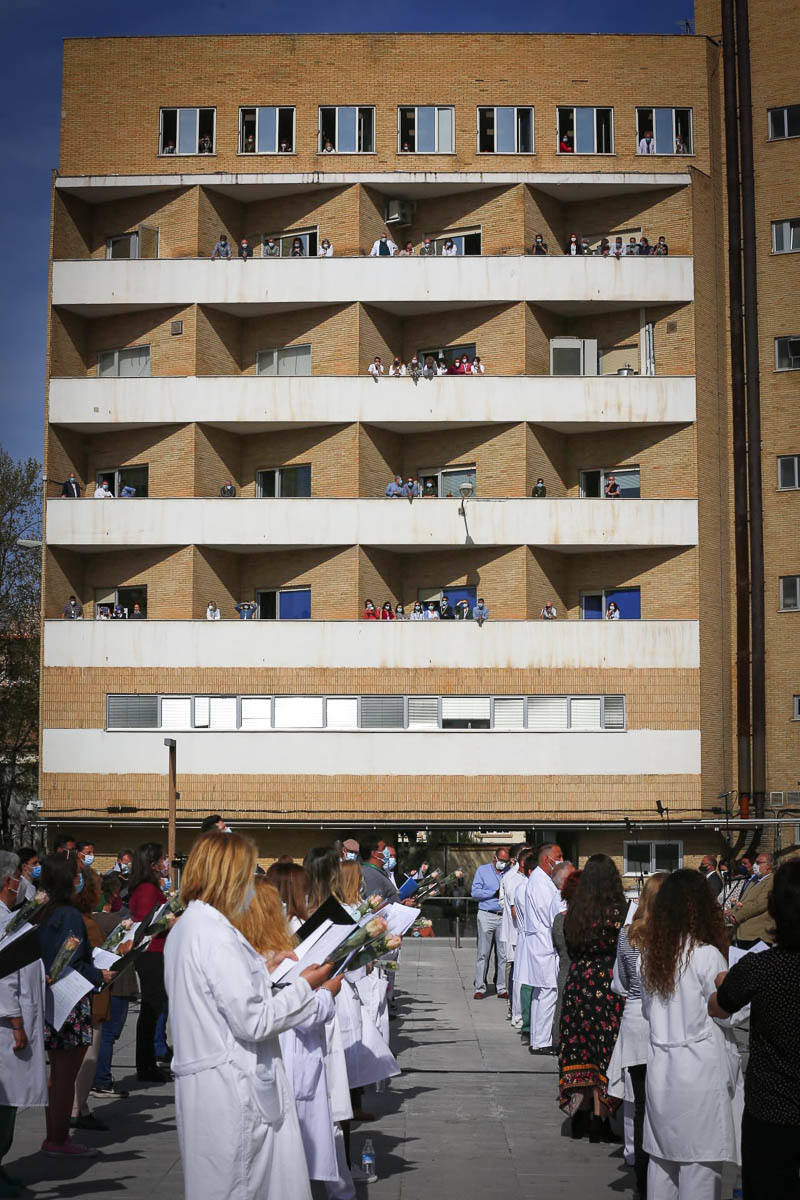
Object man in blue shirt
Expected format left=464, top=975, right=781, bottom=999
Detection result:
left=472, top=598, right=490, bottom=626
left=385, top=477, right=404, bottom=498
left=234, top=601, right=257, bottom=620
left=471, top=846, right=511, bottom=999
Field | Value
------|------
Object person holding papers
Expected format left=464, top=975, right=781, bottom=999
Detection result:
left=70, top=868, right=112, bottom=1133
left=29, top=854, right=113, bottom=1159
left=164, top=831, right=334, bottom=1200
left=128, top=842, right=172, bottom=1083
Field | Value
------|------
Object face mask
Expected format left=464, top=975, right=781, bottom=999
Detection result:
left=83, top=853, right=94, bottom=867
left=118, top=862, right=130, bottom=876
left=223, top=826, right=232, bottom=834
left=161, top=877, right=171, bottom=893
left=495, top=858, right=507, bottom=870
left=345, top=851, right=359, bottom=862
left=549, top=858, right=563, bottom=874
left=240, top=884, right=256, bottom=913
left=75, top=875, right=84, bottom=894
left=31, top=864, right=42, bottom=880
left=6, top=878, right=19, bottom=897
left=751, top=863, right=761, bottom=877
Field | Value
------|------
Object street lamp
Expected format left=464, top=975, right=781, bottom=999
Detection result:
left=458, top=480, right=473, bottom=516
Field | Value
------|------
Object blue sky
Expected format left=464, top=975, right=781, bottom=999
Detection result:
left=0, top=0, right=693, bottom=465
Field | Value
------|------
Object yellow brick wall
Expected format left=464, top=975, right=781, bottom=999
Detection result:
left=85, top=425, right=195, bottom=498
left=402, top=303, right=525, bottom=374
left=84, top=306, right=197, bottom=377
left=239, top=425, right=358, bottom=498
left=195, top=306, right=241, bottom=374
left=240, top=305, right=358, bottom=375
left=245, top=186, right=360, bottom=257
left=565, top=424, right=696, bottom=498
left=404, top=185, right=525, bottom=256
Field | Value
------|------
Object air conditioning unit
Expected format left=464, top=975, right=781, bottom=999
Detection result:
left=550, top=337, right=599, bottom=377
left=768, top=791, right=785, bottom=809
left=385, top=199, right=414, bottom=226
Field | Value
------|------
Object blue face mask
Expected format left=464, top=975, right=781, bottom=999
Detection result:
left=345, top=852, right=359, bottom=862
left=240, top=884, right=256, bottom=913
left=83, top=854, right=94, bottom=867
left=75, top=875, right=84, bottom=894
left=31, top=864, right=42, bottom=880
left=383, top=854, right=396, bottom=871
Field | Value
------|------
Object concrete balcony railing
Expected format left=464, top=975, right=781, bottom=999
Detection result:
left=43, top=617, right=700, bottom=670
left=45, top=497, right=699, bottom=551
left=51, top=256, right=694, bottom=314
left=48, top=375, right=697, bottom=433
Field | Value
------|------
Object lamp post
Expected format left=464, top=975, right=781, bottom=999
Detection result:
left=458, top=480, right=474, bottom=516
left=164, top=738, right=177, bottom=888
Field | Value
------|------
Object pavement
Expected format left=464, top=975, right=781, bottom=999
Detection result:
left=7, top=938, right=633, bottom=1199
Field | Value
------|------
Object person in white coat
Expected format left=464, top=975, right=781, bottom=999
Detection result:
left=518, top=843, right=563, bottom=1051
left=640, top=869, right=743, bottom=1200
left=0, top=851, right=47, bottom=1194
left=498, top=846, right=524, bottom=1015
left=164, top=832, right=337, bottom=1200
left=510, top=850, right=538, bottom=1032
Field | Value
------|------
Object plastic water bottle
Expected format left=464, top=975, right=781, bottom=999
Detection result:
left=361, top=1137, right=377, bottom=1183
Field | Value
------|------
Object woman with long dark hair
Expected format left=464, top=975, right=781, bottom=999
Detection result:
left=303, top=846, right=341, bottom=915
left=265, top=862, right=310, bottom=933
left=128, top=842, right=170, bottom=1082
left=640, top=869, right=743, bottom=1199
left=558, top=853, right=627, bottom=1141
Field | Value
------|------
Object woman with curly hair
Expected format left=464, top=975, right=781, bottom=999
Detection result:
left=558, top=854, right=627, bottom=1141
left=640, top=869, right=743, bottom=1200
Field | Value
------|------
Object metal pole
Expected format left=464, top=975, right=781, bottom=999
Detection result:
left=454, top=915, right=461, bottom=949
left=164, top=738, right=177, bottom=887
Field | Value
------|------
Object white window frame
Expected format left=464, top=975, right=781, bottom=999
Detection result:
left=579, top=466, right=641, bottom=498
left=634, top=106, right=693, bottom=155
left=159, top=107, right=216, bottom=156
left=580, top=589, right=641, bottom=619
left=779, top=576, right=800, bottom=611
left=256, top=344, right=312, bottom=376
left=97, top=345, right=151, bottom=379
left=94, top=464, right=149, bottom=497
left=771, top=218, right=800, bottom=254
left=106, top=232, right=139, bottom=260
left=261, top=228, right=318, bottom=257
left=623, top=839, right=683, bottom=877
left=768, top=105, right=800, bottom=140
left=238, top=106, right=296, bottom=154
left=557, top=106, right=614, bottom=154
left=417, top=464, right=477, bottom=498
left=775, top=336, right=800, bottom=371
left=256, top=465, right=312, bottom=497
left=318, top=106, right=375, bottom=154
left=794, top=696, right=800, bottom=721
left=476, top=106, right=535, bottom=154
left=397, top=105, right=455, bottom=154
left=255, top=586, right=312, bottom=621
left=432, top=228, right=482, bottom=256
left=778, top=455, right=800, bottom=490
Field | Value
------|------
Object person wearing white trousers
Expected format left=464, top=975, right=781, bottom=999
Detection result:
left=518, top=845, right=563, bottom=1050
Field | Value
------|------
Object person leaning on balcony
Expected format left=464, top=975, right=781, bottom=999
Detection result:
left=318, top=238, right=333, bottom=257
left=369, top=234, right=397, bottom=257
left=625, top=237, right=639, bottom=256
left=422, top=355, right=437, bottom=380
left=211, top=233, right=231, bottom=260
left=238, top=236, right=252, bottom=262
left=409, top=602, right=424, bottom=621
left=385, top=476, right=404, bottom=498
left=289, top=237, right=304, bottom=257
left=403, top=476, right=420, bottom=498
left=130, top=603, right=145, bottom=620
left=234, top=600, right=257, bottom=620
left=638, top=129, right=655, bottom=154
left=654, top=235, right=669, bottom=256
left=398, top=240, right=415, bottom=257
left=533, top=233, right=548, bottom=255
left=613, top=236, right=625, bottom=259
left=368, top=356, right=384, bottom=381
left=440, top=238, right=458, bottom=257
left=206, top=601, right=221, bottom=621
left=540, top=601, right=558, bottom=620
left=473, top=598, right=490, bottom=626
left=379, top=601, right=395, bottom=621
left=604, top=474, right=621, bottom=498
left=362, top=599, right=378, bottom=620
left=532, top=478, right=547, bottom=498
left=407, top=354, right=422, bottom=382
left=419, top=234, right=435, bottom=257
left=61, top=595, right=83, bottom=620
left=389, top=357, right=406, bottom=377
left=94, top=479, right=113, bottom=498
left=565, top=233, right=582, bottom=256
left=605, top=601, right=621, bottom=621
left=726, top=852, right=776, bottom=947
left=61, top=473, right=81, bottom=498
left=219, top=480, right=236, bottom=497
left=394, top=603, right=409, bottom=620
left=455, top=599, right=473, bottom=620
left=263, top=236, right=280, bottom=257
left=638, top=236, right=652, bottom=256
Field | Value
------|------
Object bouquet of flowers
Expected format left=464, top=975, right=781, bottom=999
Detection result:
left=48, top=934, right=81, bottom=983
left=352, top=893, right=385, bottom=919
left=102, top=918, right=134, bottom=953
left=410, top=916, right=435, bottom=938
left=415, top=869, right=463, bottom=902
left=346, top=932, right=402, bottom=972
left=325, top=916, right=388, bottom=972
left=142, top=894, right=185, bottom=939
left=4, top=890, right=49, bottom=936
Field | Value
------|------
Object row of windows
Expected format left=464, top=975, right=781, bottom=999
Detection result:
left=106, top=692, right=626, bottom=731
left=157, top=104, right=695, bottom=157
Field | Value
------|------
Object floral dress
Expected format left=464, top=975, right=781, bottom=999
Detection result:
left=44, top=996, right=93, bottom=1051
left=558, top=909, right=625, bottom=1115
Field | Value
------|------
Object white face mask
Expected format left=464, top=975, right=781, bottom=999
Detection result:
left=83, top=853, right=94, bottom=867
left=550, top=858, right=563, bottom=874
left=345, top=852, right=359, bottom=862
left=752, top=863, right=761, bottom=877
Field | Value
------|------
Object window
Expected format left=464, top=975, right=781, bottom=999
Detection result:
left=635, top=107, right=693, bottom=154
left=326, top=698, right=359, bottom=729
left=360, top=696, right=404, bottom=729
left=780, top=576, right=800, bottom=610
left=256, top=587, right=311, bottom=620
left=95, top=465, right=149, bottom=498
left=433, top=230, right=482, bottom=255
left=274, top=697, right=324, bottom=728
left=240, top=697, right=272, bottom=730
left=319, top=106, right=375, bottom=153
left=98, top=346, right=151, bottom=379
left=771, top=219, right=800, bottom=253
left=256, top=345, right=312, bottom=377
left=581, top=588, right=642, bottom=620
left=159, top=107, right=215, bottom=155
left=579, top=467, right=641, bottom=498
left=417, top=465, right=476, bottom=499
left=441, top=697, right=491, bottom=729
left=775, top=336, right=800, bottom=370
left=408, top=696, right=439, bottom=730
left=550, top=339, right=598, bottom=377
left=194, top=696, right=238, bottom=730
left=257, top=466, right=312, bottom=497
left=160, top=698, right=192, bottom=730
left=778, top=456, right=800, bottom=489
left=418, top=587, right=478, bottom=611
left=623, top=840, right=682, bottom=877
left=94, top=585, right=147, bottom=619
left=557, top=106, right=613, bottom=154
left=768, top=105, right=800, bottom=140
left=261, top=229, right=318, bottom=257
left=398, top=106, right=455, bottom=153
left=794, top=696, right=800, bottom=721
left=239, top=106, right=295, bottom=153
left=477, top=106, right=534, bottom=153
left=418, top=342, right=476, bottom=368
left=107, top=695, right=158, bottom=729
left=105, top=227, right=159, bottom=260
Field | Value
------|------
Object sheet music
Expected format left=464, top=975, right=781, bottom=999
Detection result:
left=45, top=967, right=94, bottom=1032
left=92, top=947, right=120, bottom=970
left=0, top=921, right=33, bottom=947
left=272, top=920, right=362, bottom=986
left=382, top=903, right=420, bottom=937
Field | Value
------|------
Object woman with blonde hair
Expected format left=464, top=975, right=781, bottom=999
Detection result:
left=235, top=878, right=354, bottom=1199
left=164, top=831, right=334, bottom=1200
left=334, top=860, right=364, bottom=914
left=607, top=871, right=668, bottom=1194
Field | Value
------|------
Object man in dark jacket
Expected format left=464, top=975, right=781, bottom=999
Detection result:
left=61, top=474, right=81, bottom=498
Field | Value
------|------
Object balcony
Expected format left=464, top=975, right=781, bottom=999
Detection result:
left=48, top=375, right=697, bottom=434
left=43, top=617, right=700, bottom=670
left=51, top=256, right=694, bottom=316
left=45, top=497, right=699, bottom=551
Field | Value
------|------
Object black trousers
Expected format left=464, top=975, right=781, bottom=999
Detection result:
left=134, top=951, right=167, bottom=1074
left=741, top=1110, right=800, bottom=1200
left=629, top=1064, right=649, bottom=1198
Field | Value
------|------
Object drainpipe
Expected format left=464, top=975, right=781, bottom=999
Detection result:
left=735, top=0, right=767, bottom=819
left=721, top=0, right=752, bottom=809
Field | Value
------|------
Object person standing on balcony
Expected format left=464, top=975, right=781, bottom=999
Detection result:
left=403, top=477, right=420, bottom=498
left=318, top=238, right=333, bottom=257
left=61, top=473, right=81, bottom=498
left=565, top=233, right=582, bottom=255
left=540, top=601, right=558, bottom=620
left=263, top=237, right=280, bottom=257
left=471, top=846, right=511, bottom=1000
left=419, top=235, right=435, bottom=256
left=532, top=478, right=547, bottom=497
left=613, top=236, right=625, bottom=259
left=206, top=602, right=221, bottom=621
left=219, top=480, right=237, bottom=497
left=654, top=235, right=670, bottom=256
left=423, top=602, right=440, bottom=620
left=385, top=476, right=404, bottom=498
left=604, top=474, right=621, bottom=498
left=473, top=598, right=490, bottom=626
left=238, top=237, right=252, bottom=262
left=362, top=600, right=377, bottom=620
left=368, top=357, right=384, bottom=381
left=234, top=601, right=257, bottom=620
left=605, top=601, right=621, bottom=621
left=61, top=596, right=83, bottom=620
left=438, top=596, right=455, bottom=620
left=211, top=234, right=232, bottom=260
left=625, top=237, right=640, bottom=256
left=533, top=234, right=548, bottom=255
left=369, top=234, right=397, bottom=257
left=93, top=479, right=113, bottom=498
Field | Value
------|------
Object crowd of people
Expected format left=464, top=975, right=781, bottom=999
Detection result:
left=472, top=841, right=799, bottom=1199
left=368, top=353, right=485, bottom=380
left=362, top=596, right=489, bottom=623
left=0, top=826, right=428, bottom=1199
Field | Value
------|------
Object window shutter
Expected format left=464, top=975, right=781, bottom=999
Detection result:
left=161, top=697, right=192, bottom=730
left=107, top=694, right=158, bottom=729
left=441, top=697, right=491, bottom=721
left=360, top=696, right=405, bottom=728
left=493, top=697, right=524, bottom=729
left=241, top=697, right=271, bottom=730
left=274, top=697, right=324, bottom=728
left=408, top=696, right=439, bottom=729
left=326, top=698, right=358, bottom=729
left=194, top=697, right=210, bottom=727
left=209, top=697, right=238, bottom=730
left=527, top=696, right=568, bottom=731
left=570, top=697, right=603, bottom=729
left=256, top=350, right=277, bottom=377
left=603, top=695, right=625, bottom=729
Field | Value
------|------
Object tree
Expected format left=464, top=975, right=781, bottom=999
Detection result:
left=0, top=447, right=41, bottom=848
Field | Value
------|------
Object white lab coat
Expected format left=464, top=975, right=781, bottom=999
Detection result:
left=0, top=901, right=47, bottom=1108
left=336, top=972, right=399, bottom=1090
left=516, top=867, right=559, bottom=989
left=499, top=863, right=520, bottom=959
left=164, top=900, right=318, bottom=1200
left=642, top=942, right=743, bottom=1166
left=279, top=988, right=339, bottom=1181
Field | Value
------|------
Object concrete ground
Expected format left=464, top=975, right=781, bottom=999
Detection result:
left=7, top=938, right=633, bottom=1198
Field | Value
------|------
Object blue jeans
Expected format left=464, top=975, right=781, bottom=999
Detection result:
left=154, top=1010, right=169, bottom=1059
left=93, top=996, right=130, bottom=1088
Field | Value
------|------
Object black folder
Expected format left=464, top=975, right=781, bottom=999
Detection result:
left=0, top=927, right=41, bottom=981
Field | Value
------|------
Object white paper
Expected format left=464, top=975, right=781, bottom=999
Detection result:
left=729, top=940, right=770, bottom=966
left=92, top=947, right=120, bottom=970
left=382, top=903, right=420, bottom=937
left=0, top=921, right=34, bottom=947
left=45, top=967, right=94, bottom=1032
left=272, top=920, right=362, bottom=986
left=269, top=920, right=334, bottom=984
